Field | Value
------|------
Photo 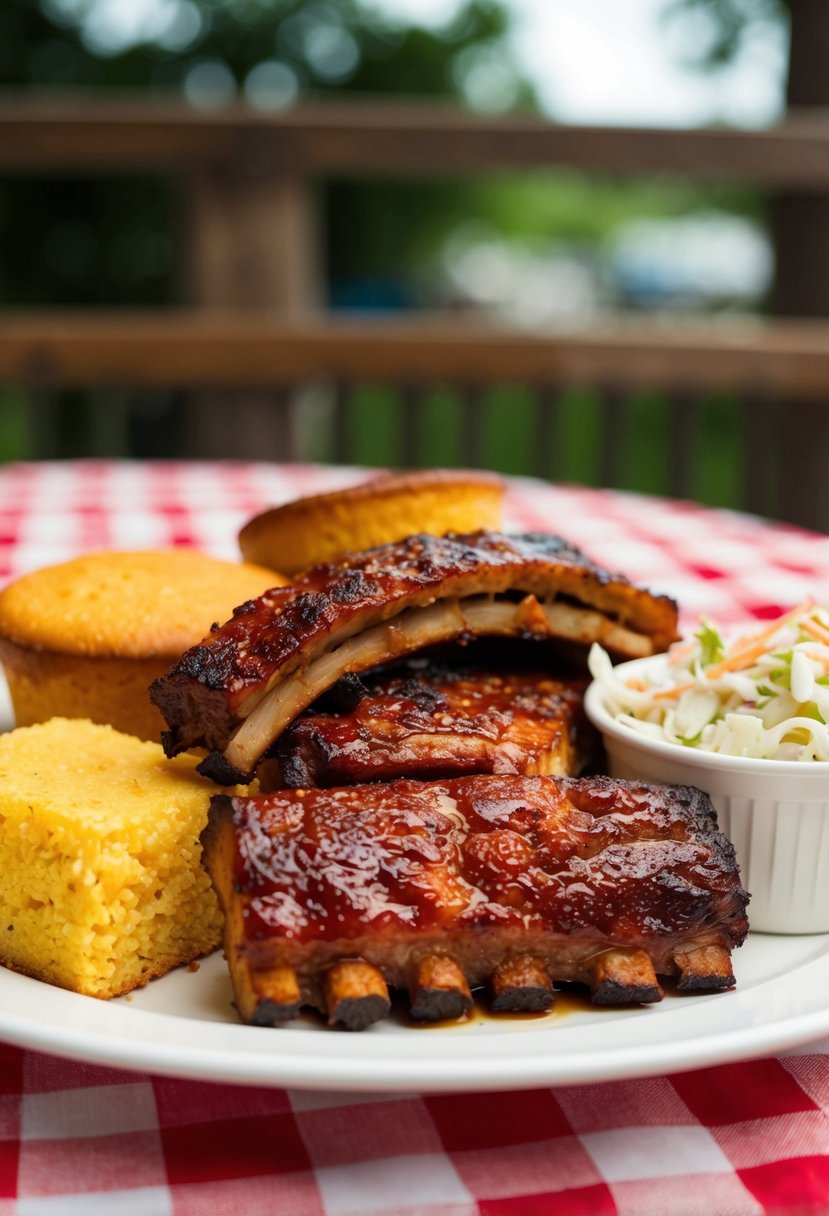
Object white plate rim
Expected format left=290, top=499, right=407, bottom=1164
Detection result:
left=1, top=933, right=829, bottom=1092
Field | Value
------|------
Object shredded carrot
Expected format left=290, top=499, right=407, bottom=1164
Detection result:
left=652, top=681, right=696, bottom=701
left=625, top=678, right=649, bottom=692
left=704, top=600, right=814, bottom=680
left=704, top=642, right=772, bottom=678
left=801, top=617, right=829, bottom=647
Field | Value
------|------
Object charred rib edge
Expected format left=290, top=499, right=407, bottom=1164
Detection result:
left=221, top=594, right=653, bottom=779
left=249, top=965, right=302, bottom=1026
left=491, top=955, right=555, bottom=1012
left=590, top=948, right=663, bottom=1005
left=410, top=953, right=474, bottom=1022
left=674, top=944, right=735, bottom=991
left=324, top=960, right=391, bottom=1031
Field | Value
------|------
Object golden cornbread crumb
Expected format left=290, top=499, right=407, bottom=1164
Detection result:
left=0, top=549, right=285, bottom=740
left=239, top=469, right=505, bottom=575
left=0, top=718, right=240, bottom=999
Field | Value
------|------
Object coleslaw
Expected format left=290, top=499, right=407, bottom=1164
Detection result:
left=588, top=600, right=829, bottom=761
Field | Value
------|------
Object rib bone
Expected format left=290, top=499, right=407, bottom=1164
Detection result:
left=410, top=954, right=473, bottom=1022
left=491, top=956, right=555, bottom=1012
left=224, top=596, right=647, bottom=778
left=674, top=944, right=735, bottom=991
left=591, top=949, right=663, bottom=1005
left=324, top=960, right=391, bottom=1031
left=248, top=965, right=302, bottom=1026
left=152, top=530, right=679, bottom=782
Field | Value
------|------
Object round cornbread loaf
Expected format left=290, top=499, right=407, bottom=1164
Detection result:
left=238, top=469, right=505, bottom=576
left=0, top=718, right=248, bottom=998
left=0, top=550, right=284, bottom=741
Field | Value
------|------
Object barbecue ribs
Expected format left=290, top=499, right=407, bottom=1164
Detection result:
left=202, top=773, right=749, bottom=1030
left=277, top=663, right=596, bottom=787
left=152, top=531, right=678, bottom=783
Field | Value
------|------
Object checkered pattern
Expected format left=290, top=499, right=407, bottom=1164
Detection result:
left=1, top=459, right=829, bottom=1216
left=4, top=1046, right=829, bottom=1215
left=2, top=460, right=826, bottom=631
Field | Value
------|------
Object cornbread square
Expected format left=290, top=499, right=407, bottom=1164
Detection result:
left=0, top=717, right=231, bottom=999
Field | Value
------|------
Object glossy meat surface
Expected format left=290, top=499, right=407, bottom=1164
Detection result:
left=204, top=774, right=748, bottom=988
left=151, top=531, right=678, bottom=781
left=278, top=664, right=595, bottom=786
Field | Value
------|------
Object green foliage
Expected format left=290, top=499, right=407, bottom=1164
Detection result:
left=0, top=0, right=521, bottom=94
left=465, top=171, right=766, bottom=241
left=662, top=0, right=787, bottom=69
left=299, top=387, right=746, bottom=513
left=0, top=0, right=776, bottom=504
left=0, top=0, right=534, bottom=307
left=0, top=395, right=30, bottom=463
left=328, top=167, right=767, bottom=294
left=0, top=0, right=769, bottom=306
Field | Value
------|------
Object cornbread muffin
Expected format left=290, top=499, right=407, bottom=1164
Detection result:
left=238, top=469, right=505, bottom=576
left=0, top=549, right=283, bottom=741
left=0, top=718, right=241, bottom=999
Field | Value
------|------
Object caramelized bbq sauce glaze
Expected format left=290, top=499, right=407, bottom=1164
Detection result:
left=152, top=531, right=679, bottom=760
left=220, top=774, right=748, bottom=951
left=277, top=663, right=593, bottom=787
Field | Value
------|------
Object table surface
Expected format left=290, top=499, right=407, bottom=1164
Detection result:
left=3, top=460, right=829, bottom=1216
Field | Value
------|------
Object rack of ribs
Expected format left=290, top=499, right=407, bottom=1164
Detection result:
left=151, top=531, right=678, bottom=783
left=202, top=773, right=749, bottom=1030
left=277, top=662, right=597, bottom=787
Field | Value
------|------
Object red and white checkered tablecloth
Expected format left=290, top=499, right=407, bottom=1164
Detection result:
left=3, top=459, right=829, bottom=1216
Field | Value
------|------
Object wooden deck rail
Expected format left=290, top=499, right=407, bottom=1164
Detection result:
left=2, top=310, right=829, bottom=531
left=2, top=96, right=829, bottom=530
left=3, top=311, right=829, bottom=397
left=3, top=98, right=829, bottom=187
left=5, top=96, right=829, bottom=313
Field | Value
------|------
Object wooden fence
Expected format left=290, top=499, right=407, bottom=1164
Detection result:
left=3, top=309, right=829, bottom=528
left=5, top=97, right=829, bottom=313
left=2, top=98, right=829, bottom=529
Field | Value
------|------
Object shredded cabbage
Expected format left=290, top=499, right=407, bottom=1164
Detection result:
left=588, top=600, right=829, bottom=761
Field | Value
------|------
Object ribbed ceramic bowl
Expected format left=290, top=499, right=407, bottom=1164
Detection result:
left=585, top=655, right=829, bottom=935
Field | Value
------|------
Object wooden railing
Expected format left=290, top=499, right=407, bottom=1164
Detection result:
left=2, top=97, right=829, bottom=529
left=5, top=97, right=829, bottom=181
left=5, top=311, right=829, bottom=395
left=5, top=97, right=829, bottom=313
left=2, top=309, right=828, bottom=529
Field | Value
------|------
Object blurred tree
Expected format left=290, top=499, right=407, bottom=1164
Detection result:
left=0, top=0, right=536, bottom=309
left=663, top=0, right=786, bottom=69
left=666, top=0, right=829, bottom=321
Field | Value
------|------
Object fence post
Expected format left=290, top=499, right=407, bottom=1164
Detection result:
left=182, top=168, right=318, bottom=312
left=180, top=157, right=319, bottom=459
left=772, top=0, right=829, bottom=531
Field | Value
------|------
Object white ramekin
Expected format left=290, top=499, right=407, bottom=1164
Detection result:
left=584, top=655, right=829, bottom=935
